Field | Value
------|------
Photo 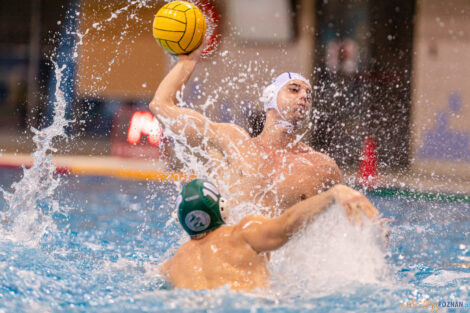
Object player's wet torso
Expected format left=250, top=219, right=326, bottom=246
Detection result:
left=206, top=136, right=339, bottom=215
left=164, top=226, right=270, bottom=291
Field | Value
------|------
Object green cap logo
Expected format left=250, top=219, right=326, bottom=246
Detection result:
left=184, top=210, right=211, bottom=232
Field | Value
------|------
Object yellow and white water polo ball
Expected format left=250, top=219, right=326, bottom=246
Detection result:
left=153, top=1, right=207, bottom=55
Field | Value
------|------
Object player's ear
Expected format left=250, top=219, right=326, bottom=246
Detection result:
left=219, top=197, right=230, bottom=222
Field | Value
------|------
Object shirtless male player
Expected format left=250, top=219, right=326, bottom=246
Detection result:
left=149, top=42, right=342, bottom=213
left=162, top=179, right=379, bottom=291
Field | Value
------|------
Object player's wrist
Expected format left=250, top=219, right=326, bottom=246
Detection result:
left=328, top=184, right=341, bottom=198
left=327, top=185, right=344, bottom=207
left=178, top=56, right=198, bottom=67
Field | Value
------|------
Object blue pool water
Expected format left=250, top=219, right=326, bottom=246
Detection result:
left=0, top=167, right=469, bottom=312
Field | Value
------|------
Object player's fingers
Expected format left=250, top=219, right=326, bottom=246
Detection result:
left=348, top=202, right=360, bottom=226
left=186, top=37, right=206, bottom=60
left=384, top=229, right=391, bottom=246
left=361, top=200, right=379, bottom=220
left=344, top=203, right=354, bottom=225
left=377, top=217, right=391, bottom=240
left=195, top=37, right=206, bottom=51
left=378, top=217, right=390, bottom=226
left=352, top=204, right=363, bottom=227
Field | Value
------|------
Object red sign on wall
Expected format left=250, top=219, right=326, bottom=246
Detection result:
left=111, top=107, right=167, bottom=159
left=127, top=111, right=161, bottom=146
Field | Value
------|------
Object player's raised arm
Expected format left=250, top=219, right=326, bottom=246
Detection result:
left=238, top=184, right=379, bottom=253
left=149, top=42, right=208, bottom=147
left=149, top=42, right=248, bottom=150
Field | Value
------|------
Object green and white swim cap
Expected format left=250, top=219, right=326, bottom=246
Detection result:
left=176, top=179, right=226, bottom=237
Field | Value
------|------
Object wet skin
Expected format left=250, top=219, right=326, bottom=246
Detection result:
left=204, top=126, right=342, bottom=214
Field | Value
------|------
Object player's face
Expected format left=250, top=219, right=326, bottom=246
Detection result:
left=276, top=80, right=312, bottom=125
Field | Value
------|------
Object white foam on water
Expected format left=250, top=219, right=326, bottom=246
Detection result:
left=268, top=203, right=390, bottom=298
left=422, top=270, right=470, bottom=286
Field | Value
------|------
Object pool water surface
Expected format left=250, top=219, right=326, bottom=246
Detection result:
left=0, top=167, right=469, bottom=312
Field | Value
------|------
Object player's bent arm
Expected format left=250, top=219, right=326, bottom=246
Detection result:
left=238, top=185, right=380, bottom=253
left=149, top=57, right=207, bottom=147
left=237, top=190, right=335, bottom=253
left=235, top=215, right=287, bottom=253
left=151, top=102, right=248, bottom=149
left=151, top=38, right=204, bottom=108
left=149, top=51, right=248, bottom=149
left=151, top=102, right=213, bottom=148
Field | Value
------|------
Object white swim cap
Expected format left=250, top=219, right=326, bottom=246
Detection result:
left=260, top=72, right=311, bottom=131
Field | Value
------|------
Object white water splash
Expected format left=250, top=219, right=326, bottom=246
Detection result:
left=0, top=0, right=161, bottom=245
left=269, top=204, right=390, bottom=297
left=422, top=270, right=470, bottom=286
left=0, top=62, right=70, bottom=246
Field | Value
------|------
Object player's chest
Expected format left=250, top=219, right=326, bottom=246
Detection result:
left=238, top=153, right=323, bottom=197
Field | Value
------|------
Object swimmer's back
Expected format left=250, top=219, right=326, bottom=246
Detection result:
left=162, top=225, right=270, bottom=291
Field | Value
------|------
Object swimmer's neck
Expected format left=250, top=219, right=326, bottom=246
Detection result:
left=255, top=113, right=298, bottom=150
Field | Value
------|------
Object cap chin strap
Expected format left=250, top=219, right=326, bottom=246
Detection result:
left=275, top=119, right=296, bottom=133
left=260, top=72, right=311, bottom=133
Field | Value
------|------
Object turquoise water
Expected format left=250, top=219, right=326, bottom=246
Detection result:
left=0, top=167, right=469, bottom=312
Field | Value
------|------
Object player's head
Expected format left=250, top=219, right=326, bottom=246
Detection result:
left=176, top=179, right=229, bottom=239
left=261, top=72, right=312, bottom=130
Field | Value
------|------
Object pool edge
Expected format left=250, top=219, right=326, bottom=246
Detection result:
left=0, top=153, right=193, bottom=183
left=1, top=153, right=469, bottom=201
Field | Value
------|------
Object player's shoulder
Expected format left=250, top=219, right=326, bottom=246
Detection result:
left=300, top=143, right=335, bottom=163
left=240, top=214, right=270, bottom=224
left=300, top=144, right=343, bottom=182
left=234, top=215, right=270, bottom=233
left=213, top=122, right=251, bottom=141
